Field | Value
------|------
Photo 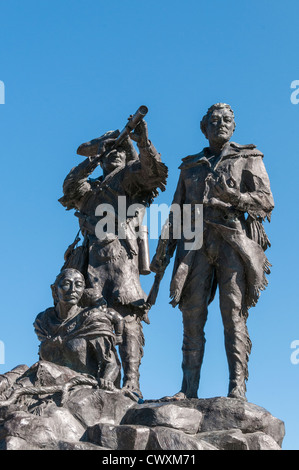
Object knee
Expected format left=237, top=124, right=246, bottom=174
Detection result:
left=180, top=292, right=209, bottom=313
left=181, top=307, right=208, bottom=347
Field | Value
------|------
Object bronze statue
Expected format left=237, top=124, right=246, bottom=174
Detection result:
left=59, top=109, right=167, bottom=398
left=151, top=103, right=274, bottom=400
left=0, top=104, right=286, bottom=452
left=34, top=268, right=123, bottom=391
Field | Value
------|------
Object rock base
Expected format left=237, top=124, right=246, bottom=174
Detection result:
left=0, top=362, right=285, bottom=451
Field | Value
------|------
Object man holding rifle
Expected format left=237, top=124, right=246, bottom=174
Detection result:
left=59, top=107, right=167, bottom=398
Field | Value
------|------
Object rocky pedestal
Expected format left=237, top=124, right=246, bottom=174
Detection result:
left=0, top=362, right=285, bottom=451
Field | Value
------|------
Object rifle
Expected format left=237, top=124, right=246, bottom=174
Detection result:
left=146, top=221, right=172, bottom=307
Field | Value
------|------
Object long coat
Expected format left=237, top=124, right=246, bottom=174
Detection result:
left=166, top=141, right=274, bottom=311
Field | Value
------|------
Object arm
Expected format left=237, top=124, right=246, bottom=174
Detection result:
left=58, top=157, right=100, bottom=211
left=151, top=171, right=185, bottom=273
left=214, top=157, right=274, bottom=221
left=238, top=158, right=274, bottom=220
left=122, top=120, right=168, bottom=198
left=106, top=309, right=124, bottom=345
left=33, top=311, right=51, bottom=343
left=59, top=129, right=121, bottom=211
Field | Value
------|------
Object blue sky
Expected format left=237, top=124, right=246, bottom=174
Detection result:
left=0, top=0, right=298, bottom=450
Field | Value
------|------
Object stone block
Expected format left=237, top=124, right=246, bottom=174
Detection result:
left=122, top=402, right=203, bottom=434
left=198, top=429, right=249, bottom=450
left=87, top=422, right=150, bottom=450
left=146, top=426, right=217, bottom=451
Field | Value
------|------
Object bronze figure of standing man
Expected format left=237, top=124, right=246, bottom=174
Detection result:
left=151, top=103, right=274, bottom=400
left=59, top=112, right=167, bottom=398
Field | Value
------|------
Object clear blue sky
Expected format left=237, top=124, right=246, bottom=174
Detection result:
left=0, top=0, right=298, bottom=450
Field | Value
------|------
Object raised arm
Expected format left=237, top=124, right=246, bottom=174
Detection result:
left=58, top=130, right=121, bottom=211
left=122, top=120, right=168, bottom=200
left=58, top=157, right=100, bottom=211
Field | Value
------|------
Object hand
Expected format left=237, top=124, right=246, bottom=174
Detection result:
left=97, top=137, right=116, bottom=155
left=128, top=119, right=149, bottom=147
left=150, top=252, right=170, bottom=274
left=115, top=334, right=123, bottom=345
left=214, top=175, right=241, bottom=205
left=205, top=197, right=232, bottom=209
left=160, top=252, right=171, bottom=271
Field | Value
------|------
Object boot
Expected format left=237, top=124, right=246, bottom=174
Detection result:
left=226, top=349, right=249, bottom=401
left=121, top=359, right=143, bottom=399
left=180, top=348, right=204, bottom=398
left=228, top=379, right=247, bottom=400
left=224, top=315, right=251, bottom=401
left=118, top=316, right=144, bottom=399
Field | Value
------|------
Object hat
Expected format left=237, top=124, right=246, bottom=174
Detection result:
left=77, top=129, right=138, bottom=162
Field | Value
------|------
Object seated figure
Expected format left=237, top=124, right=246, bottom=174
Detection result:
left=34, top=268, right=123, bottom=391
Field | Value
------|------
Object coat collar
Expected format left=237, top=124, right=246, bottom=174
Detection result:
left=179, top=142, right=263, bottom=170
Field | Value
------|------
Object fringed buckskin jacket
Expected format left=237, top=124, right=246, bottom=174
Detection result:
left=166, top=141, right=274, bottom=311
left=59, top=141, right=167, bottom=316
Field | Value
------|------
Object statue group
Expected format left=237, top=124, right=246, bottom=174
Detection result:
left=0, top=103, right=274, bottom=404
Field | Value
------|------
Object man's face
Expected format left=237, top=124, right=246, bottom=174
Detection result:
left=56, top=271, right=85, bottom=305
left=205, top=108, right=235, bottom=147
left=101, top=149, right=126, bottom=174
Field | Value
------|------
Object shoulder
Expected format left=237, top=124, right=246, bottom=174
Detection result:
left=178, top=149, right=206, bottom=170
left=34, top=307, right=55, bottom=323
left=228, top=142, right=264, bottom=159
left=33, top=307, right=56, bottom=335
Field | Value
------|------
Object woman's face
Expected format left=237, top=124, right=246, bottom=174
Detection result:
left=56, top=271, right=85, bottom=305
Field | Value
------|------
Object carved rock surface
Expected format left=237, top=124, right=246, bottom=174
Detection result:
left=0, top=406, right=85, bottom=445
left=243, top=432, right=282, bottom=450
left=0, top=364, right=285, bottom=451
left=0, top=436, right=108, bottom=451
left=198, top=429, right=250, bottom=450
left=66, top=388, right=135, bottom=428
left=121, top=402, right=203, bottom=434
left=87, top=423, right=150, bottom=450
left=16, top=361, right=80, bottom=388
left=190, top=397, right=285, bottom=446
left=0, top=365, right=29, bottom=394
left=145, top=427, right=217, bottom=451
